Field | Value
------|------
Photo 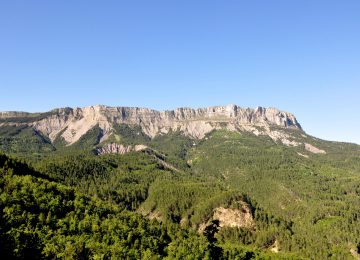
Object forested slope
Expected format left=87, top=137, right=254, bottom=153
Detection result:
left=1, top=120, right=360, bottom=259
left=1, top=152, right=292, bottom=259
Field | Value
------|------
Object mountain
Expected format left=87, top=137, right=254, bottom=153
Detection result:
left=1, top=104, right=360, bottom=259
left=0, top=104, right=314, bottom=153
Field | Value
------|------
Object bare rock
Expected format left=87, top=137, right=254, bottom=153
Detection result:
left=270, top=240, right=280, bottom=253
left=297, top=152, right=309, bottom=158
left=134, top=144, right=148, bottom=151
left=213, top=203, right=254, bottom=228
left=305, top=143, right=326, bottom=154
left=96, top=143, right=133, bottom=155
left=0, top=104, right=303, bottom=146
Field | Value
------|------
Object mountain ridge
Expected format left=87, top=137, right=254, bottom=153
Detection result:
left=0, top=104, right=303, bottom=147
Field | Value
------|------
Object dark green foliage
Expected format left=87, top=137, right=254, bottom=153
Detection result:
left=111, top=123, right=151, bottom=145
left=34, top=152, right=174, bottom=211
left=0, top=153, right=217, bottom=259
left=0, top=152, right=53, bottom=181
left=102, top=127, right=193, bottom=170
left=150, top=131, right=194, bottom=169
left=188, top=130, right=360, bottom=259
left=1, top=123, right=360, bottom=259
left=142, top=179, right=242, bottom=226
left=0, top=125, right=54, bottom=154
left=54, top=125, right=103, bottom=152
left=204, top=220, right=224, bottom=259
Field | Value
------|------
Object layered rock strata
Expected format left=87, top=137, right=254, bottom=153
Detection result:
left=0, top=104, right=302, bottom=146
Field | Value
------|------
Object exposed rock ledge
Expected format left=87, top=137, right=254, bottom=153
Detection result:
left=305, top=143, right=326, bottom=154
left=213, top=204, right=254, bottom=228
left=95, top=143, right=147, bottom=155
left=199, top=202, right=254, bottom=233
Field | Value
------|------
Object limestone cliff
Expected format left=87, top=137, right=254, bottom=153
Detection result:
left=0, top=104, right=302, bottom=146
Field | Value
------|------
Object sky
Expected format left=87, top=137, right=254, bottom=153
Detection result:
left=0, top=1, right=359, bottom=144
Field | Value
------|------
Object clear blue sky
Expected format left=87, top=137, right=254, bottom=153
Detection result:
left=0, top=1, right=359, bottom=144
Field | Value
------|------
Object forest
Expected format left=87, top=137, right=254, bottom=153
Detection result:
left=1, top=126, right=360, bottom=259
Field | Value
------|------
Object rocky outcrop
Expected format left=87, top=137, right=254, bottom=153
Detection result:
left=297, top=152, right=309, bottom=158
left=213, top=204, right=254, bottom=228
left=0, top=104, right=303, bottom=146
left=198, top=202, right=255, bottom=233
left=270, top=240, right=280, bottom=253
left=96, top=143, right=132, bottom=155
left=305, top=143, right=326, bottom=154
left=95, top=143, right=147, bottom=155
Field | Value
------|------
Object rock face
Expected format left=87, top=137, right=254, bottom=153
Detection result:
left=213, top=204, right=254, bottom=228
left=95, top=143, right=147, bottom=155
left=95, top=143, right=133, bottom=155
left=198, top=202, right=255, bottom=233
left=0, top=104, right=302, bottom=146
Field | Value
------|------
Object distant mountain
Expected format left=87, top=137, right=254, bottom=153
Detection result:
left=0, top=104, right=319, bottom=153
